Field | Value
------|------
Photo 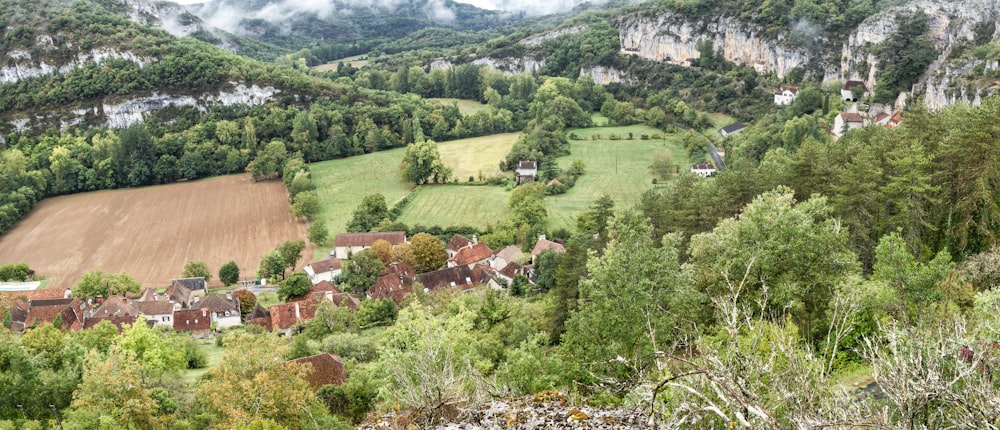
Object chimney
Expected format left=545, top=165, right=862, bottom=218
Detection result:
left=295, top=303, right=301, bottom=319
left=472, top=234, right=478, bottom=244
left=539, top=234, right=546, bottom=242
left=96, top=295, right=105, bottom=306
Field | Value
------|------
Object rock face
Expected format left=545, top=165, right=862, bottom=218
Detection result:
left=520, top=24, right=589, bottom=47
left=616, top=12, right=811, bottom=79
left=121, top=0, right=208, bottom=38
left=472, top=57, right=546, bottom=75
left=581, top=66, right=634, bottom=85
left=0, top=48, right=155, bottom=84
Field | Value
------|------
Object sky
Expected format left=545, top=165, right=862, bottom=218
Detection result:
left=170, top=0, right=600, bottom=15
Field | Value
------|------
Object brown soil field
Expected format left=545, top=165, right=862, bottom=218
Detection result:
left=0, top=174, right=311, bottom=290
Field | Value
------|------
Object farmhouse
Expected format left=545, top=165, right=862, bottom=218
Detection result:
left=290, top=353, right=347, bottom=390
left=833, top=112, right=866, bottom=138
left=198, top=294, right=242, bottom=329
left=515, top=160, right=538, bottom=185
left=691, top=162, right=716, bottom=177
left=531, top=235, right=566, bottom=264
left=167, top=278, right=206, bottom=309
left=841, top=80, right=869, bottom=101
left=173, top=308, right=212, bottom=336
left=304, top=258, right=342, bottom=284
left=135, top=300, right=175, bottom=327
left=332, top=231, right=407, bottom=260
left=718, top=122, right=747, bottom=137
left=774, top=85, right=798, bottom=105
left=496, top=261, right=531, bottom=286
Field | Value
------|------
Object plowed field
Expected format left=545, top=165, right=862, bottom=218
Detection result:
left=0, top=175, right=309, bottom=290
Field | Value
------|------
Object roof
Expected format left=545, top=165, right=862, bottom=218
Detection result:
left=165, top=282, right=192, bottom=305
left=84, top=315, right=137, bottom=332
left=381, top=261, right=414, bottom=278
left=446, top=234, right=471, bottom=252
left=532, top=237, right=566, bottom=256
left=92, top=296, right=139, bottom=319
left=516, top=160, right=537, bottom=170
left=872, top=113, right=889, bottom=123
left=546, top=178, right=563, bottom=186
left=172, top=277, right=207, bottom=292
left=448, top=242, right=494, bottom=267
left=25, top=298, right=83, bottom=330
left=417, top=266, right=488, bottom=291
left=136, top=288, right=161, bottom=302
left=494, top=245, right=523, bottom=263
left=367, top=272, right=413, bottom=304
left=334, top=232, right=406, bottom=247
left=291, top=353, right=347, bottom=390
left=2, top=287, right=70, bottom=303
left=499, top=262, right=528, bottom=280
left=135, top=300, right=174, bottom=316
left=775, top=85, right=799, bottom=95
left=173, top=308, right=211, bottom=332
left=270, top=301, right=317, bottom=330
left=247, top=304, right=272, bottom=331
left=720, top=122, right=747, bottom=134
left=330, top=293, right=360, bottom=311
left=198, top=294, right=240, bottom=314
left=840, top=112, right=865, bottom=123
left=307, top=258, right=342, bottom=274
left=842, top=80, right=868, bottom=91
left=691, top=162, right=716, bottom=170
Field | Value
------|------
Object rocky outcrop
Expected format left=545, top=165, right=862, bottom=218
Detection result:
left=520, top=24, right=589, bottom=46
left=616, top=12, right=810, bottom=79
left=121, top=0, right=207, bottom=38
left=472, top=57, right=546, bottom=75
left=581, top=66, right=634, bottom=85
left=0, top=48, right=155, bottom=85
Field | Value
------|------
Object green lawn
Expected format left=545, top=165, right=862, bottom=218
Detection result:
left=429, top=98, right=492, bottom=115
left=547, top=125, right=689, bottom=230
left=396, top=185, right=511, bottom=229
left=438, top=132, right=519, bottom=181
left=181, top=339, right=225, bottom=385
left=313, top=55, right=368, bottom=72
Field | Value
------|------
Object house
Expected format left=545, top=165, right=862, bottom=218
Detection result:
left=872, top=112, right=890, bottom=126
left=886, top=111, right=902, bottom=129
left=166, top=278, right=206, bottom=309
left=691, top=162, right=717, bottom=177
left=774, top=85, right=799, bottom=105
left=1, top=287, right=71, bottom=304
left=291, top=281, right=360, bottom=310
left=417, top=265, right=491, bottom=292
left=841, top=80, right=869, bottom=101
left=269, top=300, right=318, bottom=335
left=447, top=239, right=493, bottom=268
left=304, top=258, right=342, bottom=284
left=496, top=262, right=531, bottom=286
left=718, top=122, right=747, bottom=137
left=21, top=298, right=85, bottom=331
left=515, top=160, right=538, bottom=185
left=136, top=288, right=161, bottom=302
left=531, top=235, right=566, bottom=264
left=833, top=112, right=866, bottom=137
left=135, top=300, right=175, bottom=327
left=445, top=234, right=471, bottom=258
left=366, top=262, right=415, bottom=304
left=173, top=308, right=212, bottom=336
left=490, top=245, right=524, bottom=270
left=290, top=353, right=347, bottom=390
left=246, top=304, right=272, bottom=331
left=332, top=231, right=407, bottom=260
left=91, top=296, right=139, bottom=319
left=198, top=294, right=242, bottom=329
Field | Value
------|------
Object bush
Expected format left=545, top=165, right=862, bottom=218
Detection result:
left=321, top=332, right=379, bottom=362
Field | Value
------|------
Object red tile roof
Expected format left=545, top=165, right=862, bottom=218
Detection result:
left=839, top=112, right=864, bottom=123
left=92, top=296, right=139, bottom=319
left=2, top=288, right=70, bottom=304
left=367, top=273, right=413, bottom=304
left=25, top=298, right=83, bottom=330
left=334, top=232, right=406, bottom=247
left=446, top=235, right=471, bottom=252
left=449, top=242, right=493, bottom=267
left=417, top=266, right=489, bottom=291
left=247, top=304, right=272, bottom=331
left=532, top=237, right=566, bottom=256
left=499, top=262, right=528, bottom=280
left=173, top=308, right=211, bottom=333
left=270, top=301, right=317, bottom=330
left=290, top=353, right=346, bottom=390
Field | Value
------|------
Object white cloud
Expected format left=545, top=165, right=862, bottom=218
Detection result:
left=173, top=0, right=603, bottom=15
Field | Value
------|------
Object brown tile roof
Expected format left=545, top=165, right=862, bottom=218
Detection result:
left=494, top=245, right=523, bottom=264
left=334, top=232, right=406, bottom=247
left=247, top=304, right=272, bottom=331
left=137, top=288, right=161, bottom=302
left=367, top=273, right=413, bottom=304
left=307, top=258, right=342, bottom=274
left=839, top=112, right=864, bottom=123
left=290, top=353, right=346, bottom=390
left=198, top=294, right=240, bottom=314
left=446, top=234, right=471, bottom=252
left=92, top=296, right=139, bottom=319
left=499, top=262, right=528, bottom=279
left=135, top=300, right=174, bottom=316
left=84, top=315, right=137, bottom=332
left=331, top=293, right=360, bottom=311
left=165, top=282, right=192, bottom=306
left=417, top=266, right=488, bottom=291
left=25, top=298, right=83, bottom=330
left=270, top=301, right=317, bottom=330
left=532, top=237, right=566, bottom=256
left=2, top=287, right=70, bottom=304
left=449, top=242, right=494, bottom=267
left=517, top=160, right=537, bottom=170
left=381, top=261, right=414, bottom=278
left=691, top=161, right=715, bottom=170
left=842, top=80, right=868, bottom=91
left=173, top=308, right=211, bottom=332
left=872, top=113, right=889, bottom=123
left=775, top=85, right=799, bottom=95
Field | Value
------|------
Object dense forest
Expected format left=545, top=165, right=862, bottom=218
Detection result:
left=2, top=0, right=1000, bottom=428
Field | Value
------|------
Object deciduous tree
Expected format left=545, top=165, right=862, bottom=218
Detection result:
left=183, top=260, right=211, bottom=281
left=219, top=260, right=240, bottom=286
left=410, top=233, right=446, bottom=273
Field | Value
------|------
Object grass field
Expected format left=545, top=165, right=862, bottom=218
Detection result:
left=182, top=339, right=226, bottom=385
left=396, top=185, right=511, bottom=229
left=0, top=175, right=309, bottom=290
left=429, top=98, right=492, bottom=115
left=313, top=55, right=368, bottom=72
left=438, top=133, right=519, bottom=180
left=547, top=124, right=689, bottom=230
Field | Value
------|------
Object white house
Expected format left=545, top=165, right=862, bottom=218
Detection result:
left=515, top=160, right=537, bottom=185
left=691, top=162, right=717, bottom=177
left=774, top=85, right=799, bottom=105
left=833, top=112, right=866, bottom=138
left=304, top=258, right=342, bottom=284
left=199, top=294, right=242, bottom=329
left=135, top=296, right=174, bottom=327
left=331, top=231, right=407, bottom=260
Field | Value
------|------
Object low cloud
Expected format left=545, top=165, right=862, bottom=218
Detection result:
left=191, top=0, right=458, bottom=34
left=470, top=0, right=608, bottom=15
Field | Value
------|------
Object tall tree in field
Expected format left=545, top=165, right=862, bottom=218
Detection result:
left=308, top=221, right=329, bottom=246
left=219, top=261, right=240, bottom=286
left=347, top=194, right=390, bottom=233
left=400, top=140, right=451, bottom=185
left=410, top=233, right=447, bottom=273
left=183, top=260, right=211, bottom=281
